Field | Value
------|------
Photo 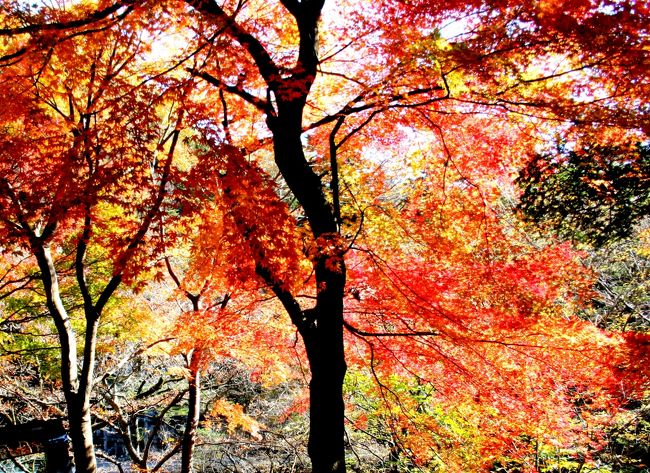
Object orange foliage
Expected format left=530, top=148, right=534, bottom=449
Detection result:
left=340, top=117, right=649, bottom=467
left=1, top=0, right=648, bottom=470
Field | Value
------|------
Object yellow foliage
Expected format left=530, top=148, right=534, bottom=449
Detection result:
left=209, top=398, right=263, bottom=439
left=636, top=228, right=650, bottom=258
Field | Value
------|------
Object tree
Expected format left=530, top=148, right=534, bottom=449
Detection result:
left=516, top=138, right=650, bottom=471
left=517, top=142, right=650, bottom=247
left=119, top=192, right=299, bottom=473
left=0, top=14, right=201, bottom=471
left=1, top=0, right=650, bottom=472
left=517, top=143, right=650, bottom=471
left=172, top=1, right=649, bottom=469
left=336, top=126, right=650, bottom=470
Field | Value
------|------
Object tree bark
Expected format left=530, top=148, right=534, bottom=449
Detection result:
left=66, top=394, right=97, bottom=473
left=69, top=317, right=99, bottom=473
left=33, top=244, right=98, bottom=473
left=270, top=103, right=348, bottom=473
left=181, top=349, right=202, bottom=473
left=303, top=267, right=347, bottom=473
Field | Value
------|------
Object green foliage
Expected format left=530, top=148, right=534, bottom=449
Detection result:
left=0, top=284, right=60, bottom=382
left=517, top=143, right=650, bottom=248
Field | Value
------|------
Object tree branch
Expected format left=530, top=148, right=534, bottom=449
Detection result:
left=75, top=206, right=94, bottom=318
left=189, top=68, right=272, bottom=115
left=306, top=86, right=445, bottom=131
left=255, top=263, right=307, bottom=335
left=343, top=320, right=439, bottom=338
left=96, top=113, right=183, bottom=315
left=0, top=1, right=135, bottom=36
left=184, top=0, right=280, bottom=87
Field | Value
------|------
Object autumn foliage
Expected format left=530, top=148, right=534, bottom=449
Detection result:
left=0, top=0, right=649, bottom=472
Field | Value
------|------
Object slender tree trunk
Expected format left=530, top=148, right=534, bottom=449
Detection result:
left=33, top=244, right=98, bottom=473
left=181, top=349, right=202, bottom=473
left=70, top=316, right=100, bottom=473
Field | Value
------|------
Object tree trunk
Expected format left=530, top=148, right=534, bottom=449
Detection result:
left=181, top=350, right=202, bottom=473
left=66, top=396, right=97, bottom=473
left=304, top=262, right=347, bottom=473
left=304, top=326, right=347, bottom=473
left=182, top=0, right=342, bottom=470
left=270, top=95, right=348, bottom=472
left=33, top=244, right=98, bottom=473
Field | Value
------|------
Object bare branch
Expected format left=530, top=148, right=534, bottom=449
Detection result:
left=343, top=319, right=439, bottom=338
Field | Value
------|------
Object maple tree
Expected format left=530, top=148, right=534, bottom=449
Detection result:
left=334, top=123, right=648, bottom=470
left=516, top=139, right=650, bottom=470
left=0, top=10, right=205, bottom=470
left=517, top=154, right=650, bottom=471
left=161, top=207, right=297, bottom=473
left=1, top=0, right=649, bottom=472
left=169, top=1, right=650, bottom=471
